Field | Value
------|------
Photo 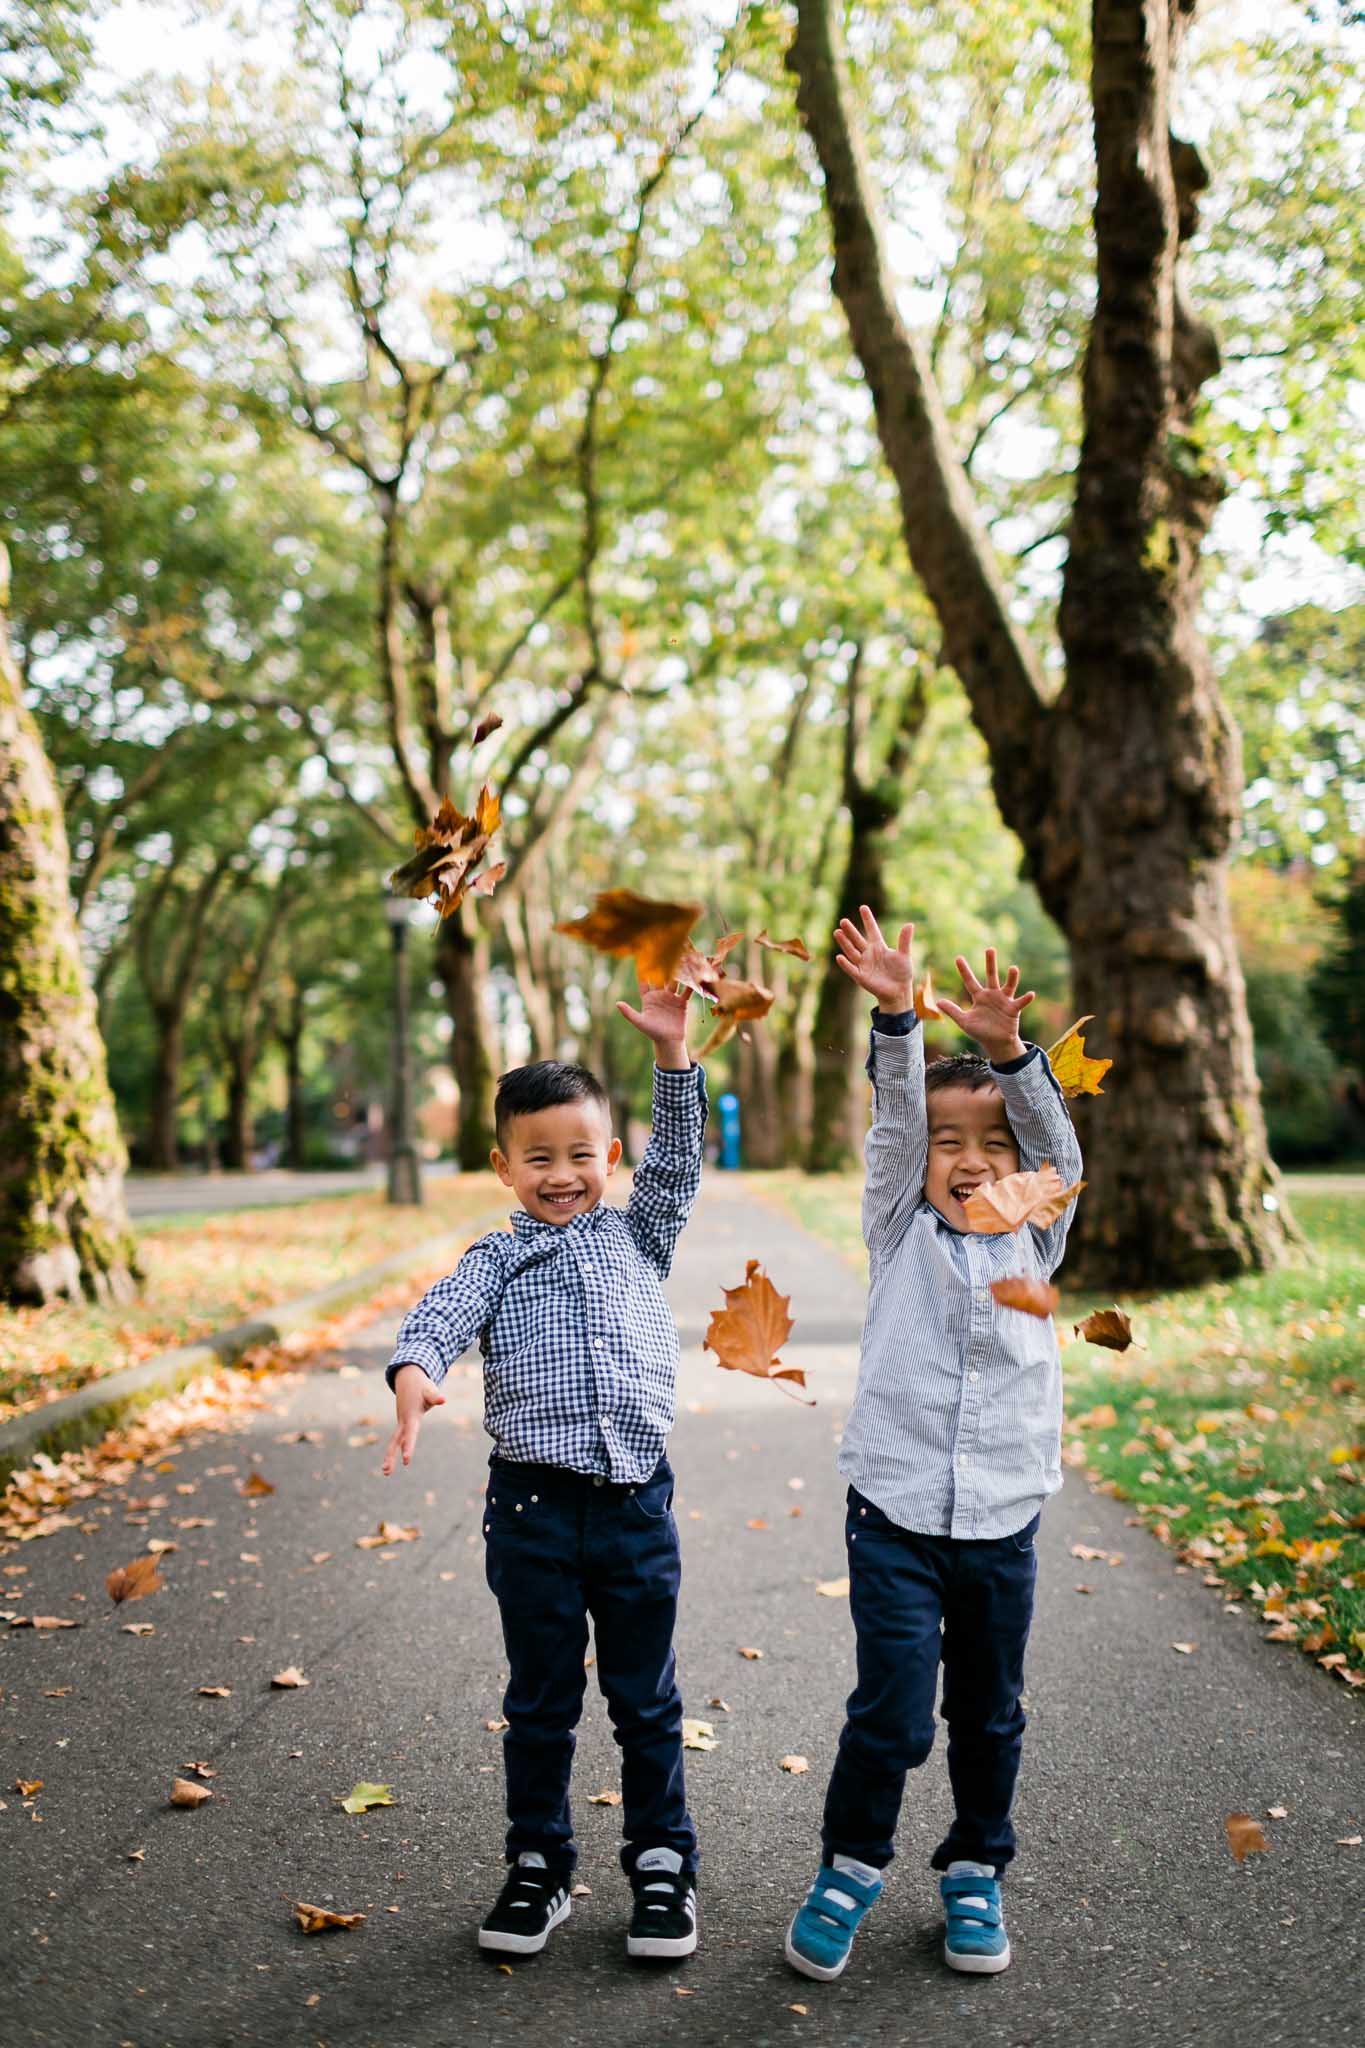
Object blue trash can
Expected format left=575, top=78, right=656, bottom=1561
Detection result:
left=717, top=1091, right=741, bottom=1171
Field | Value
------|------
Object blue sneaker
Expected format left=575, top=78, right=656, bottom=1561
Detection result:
left=940, top=1862, right=1010, bottom=1973
left=784, top=1860, right=883, bottom=1981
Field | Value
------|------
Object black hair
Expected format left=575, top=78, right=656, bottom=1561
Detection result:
left=494, top=1060, right=611, bottom=1147
left=924, top=1052, right=1000, bottom=1096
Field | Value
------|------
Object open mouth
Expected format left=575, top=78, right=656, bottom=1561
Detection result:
left=950, top=1182, right=984, bottom=1205
left=540, top=1190, right=585, bottom=1211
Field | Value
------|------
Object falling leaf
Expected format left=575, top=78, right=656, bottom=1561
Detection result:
left=356, top=1521, right=420, bottom=1549
left=555, top=888, right=701, bottom=987
left=105, top=1556, right=165, bottom=1604
left=780, top=1755, right=810, bottom=1775
left=913, top=970, right=941, bottom=1020
left=271, top=1666, right=309, bottom=1689
left=169, top=1777, right=213, bottom=1808
left=471, top=712, right=503, bottom=745
left=816, top=1577, right=850, bottom=1598
left=239, top=1473, right=275, bottom=1499
left=588, top=1789, right=623, bottom=1806
left=1073, top=1308, right=1141, bottom=1352
left=1045, top=1016, right=1113, bottom=1098
left=704, top=1261, right=813, bottom=1404
left=682, top=1718, right=718, bottom=1752
left=197, top=1685, right=231, bottom=1698
left=389, top=785, right=504, bottom=920
left=1172, top=1642, right=1197, bottom=1656
left=990, top=1276, right=1060, bottom=1319
left=754, top=930, right=811, bottom=962
left=15, top=1778, right=42, bottom=1796
left=122, top=1622, right=155, bottom=1637
left=1225, top=1813, right=1268, bottom=1861
left=340, top=1782, right=395, bottom=1815
left=962, top=1164, right=1085, bottom=1234
left=737, top=1646, right=763, bottom=1661
left=294, top=1902, right=365, bottom=1933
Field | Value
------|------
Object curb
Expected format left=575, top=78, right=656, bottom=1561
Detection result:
left=0, top=1227, right=476, bottom=1486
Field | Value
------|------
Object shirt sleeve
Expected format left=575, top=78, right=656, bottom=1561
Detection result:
left=385, top=1234, right=507, bottom=1390
left=990, top=1045, right=1085, bottom=1275
left=863, top=1014, right=928, bottom=1263
left=623, top=1062, right=709, bottom=1277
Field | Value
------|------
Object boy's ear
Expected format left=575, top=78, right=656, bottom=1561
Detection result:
left=605, top=1136, right=623, bottom=1174
left=490, top=1146, right=514, bottom=1188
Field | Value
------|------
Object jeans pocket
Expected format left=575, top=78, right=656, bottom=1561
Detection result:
left=627, top=1479, right=674, bottom=1525
left=1008, top=1513, right=1041, bottom=1554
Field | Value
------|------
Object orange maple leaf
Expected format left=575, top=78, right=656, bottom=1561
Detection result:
left=990, top=1276, right=1060, bottom=1319
left=962, top=1164, right=1085, bottom=1234
left=754, top=930, right=812, bottom=962
left=1045, top=1016, right=1113, bottom=1098
left=703, top=1260, right=813, bottom=1404
left=555, top=889, right=701, bottom=988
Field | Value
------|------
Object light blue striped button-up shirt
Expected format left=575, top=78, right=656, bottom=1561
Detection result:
left=837, top=1015, right=1084, bottom=1541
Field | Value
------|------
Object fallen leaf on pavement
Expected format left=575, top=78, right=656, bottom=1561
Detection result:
left=106, top=1556, right=164, bottom=1605
left=294, top=1902, right=365, bottom=1933
left=990, top=1276, right=1060, bottom=1319
left=182, top=1762, right=217, bottom=1779
left=1172, top=1643, right=1197, bottom=1655
left=962, top=1165, right=1084, bottom=1235
left=780, top=1755, right=809, bottom=1775
left=746, top=1518, right=769, bottom=1531
left=239, top=1473, right=275, bottom=1498
left=1336, top=1835, right=1362, bottom=1847
left=13, top=1615, right=80, bottom=1629
left=1267, top=1805, right=1288, bottom=1819
left=737, top=1646, right=763, bottom=1660
left=1225, top=1813, right=1268, bottom=1861
left=170, top=1777, right=213, bottom=1808
left=122, top=1622, right=155, bottom=1636
left=127, top=1847, right=145, bottom=1862
left=1073, top=1307, right=1142, bottom=1352
left=815, top=1577, right=850, bottom=1598
left=271, top=1667, right=309, bottom=1689
left=146, top=1538, right=177, bottom=1555
left=485, top=1716, right=509, bottom=1732
left=789, top=2004, right=809, bottom=2016
left=1075, top=1584, right=1094, bottom=1595
left=310, top=1552, right=332, bottom=1565
left=43, top=1687, right=73, bottom=1697
left=707, top=1697, right=731, bottom=1712
left=340, top=1782, right=395, bottom=1814
left=356, top=1522, right=419, bottom=1549
left=682, top=1719, right=718, bottom=1752
left=588, top=1789, right=623, bottom=1806
left=15, top=1778, right=42, bottom=1796
left=571, top=1882, right=592, bottom=1898
left=197, top=1685, right=231, bottom=1698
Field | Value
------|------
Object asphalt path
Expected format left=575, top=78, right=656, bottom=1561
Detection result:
left=3, top=1184, right=1362, bottom=2048
left=125, top=1168, right=390, bottom=1222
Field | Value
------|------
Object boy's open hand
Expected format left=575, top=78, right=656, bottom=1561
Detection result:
left=833, top=905, right=915, bottom=1012
left=383, top=1364, right=445, bottom=1476
left=617, top=981, right=693, bottom=1070
left=938, top=949, right=1035, bottom=1062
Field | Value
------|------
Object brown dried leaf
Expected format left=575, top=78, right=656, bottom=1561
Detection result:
left=122, top=1621, right=155, bottom=1636
left=356, top=1521, right=420, bottom=1549
left=389, top=786, right=503, bottom=919
left=15, top=1778, right=42, bottom=1796
left=1225, top=1812, right=1268, bottom=1861
left=779, top=1754, right=810, bottom=1775
left=990, top=1276, right=1060, bottom=1319
left=815, top=1577, right=850, bottom=1598
left=554, top=889, right=701, bottom=988
left=169, top=1777, right=214, bottom=1808
left=704, top=1261, right=813, bottom=1404
left=913, top=969, right=942, bottom=1020
left=471, top=713, right=503, bottom=746
left=1045, top=1016, right=1113, bottom=1098
left=587, top=1788, right=623, bottom=1806
left=271, top=1666, right=309, bottom=1689
left=239, top=1473, right=275, bottom=1499
left=737, top=1646, right=763, bottom=1660
left=197, top=1685, right=231, bottom=1698
left=294, top=1901, right=365, bottom=1934
left=106, top=1555, right=164, bottom=1605
left=1073, top=1307, right=1142, bottom=1352
left=711, top=975, right=776, bottom=1023
left=962, top=1164, right=1085, bottom=1235
left=753, top=930, right=811, bottom=963
left=29, top=1616, right=79, bottom=1629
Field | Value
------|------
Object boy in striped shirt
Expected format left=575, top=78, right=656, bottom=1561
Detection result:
left=786, top=907, right=1082, bottom=1983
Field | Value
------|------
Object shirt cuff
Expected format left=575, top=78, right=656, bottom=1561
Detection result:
left=990, top=1042, right=1040, bottom=1075
left=384, top=1345, right=444, bottom=1393
left=991, top=1041, right=1065, bottom=1106
left=871, top=1007, right=917, bottom=1035
left=649, top=1058, right=709, bottom=1133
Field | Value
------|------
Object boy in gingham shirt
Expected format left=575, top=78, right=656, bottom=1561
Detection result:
left=785, top=908, right=1082, bottom=1983
left=384, top=982, right=705, bottom=1961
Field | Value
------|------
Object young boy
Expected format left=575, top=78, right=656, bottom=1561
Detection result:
left=785, top=907, right=1082, bottom=1983
left=383, top=983, right=706, bottom=1962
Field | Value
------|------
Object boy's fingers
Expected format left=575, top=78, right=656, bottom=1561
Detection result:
left=834, top=954, right=863, bottom=981
left=859, top=904, right=886, bottom=946
left=382, top=1426, right=403, bottom=1477
left=983, top=946, right=999, bottom=988
left=937, top=996, right=968, bottom=1028
left=1001, top=963, right=1020, bottom=996
left=953, top=953, right=983, bottom=995
left=616, top=1001, right=645, bottom=1028
left=1015, top=989, right=1036, bottom=1011
left=897, top=923, right=915, bottom=954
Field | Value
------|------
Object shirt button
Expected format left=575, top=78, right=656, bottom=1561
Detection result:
left=593, top=1337, right=604, bottom=1350
left=593, top=1476, right=605, bottom=1488
left=530, top=1494, right=538, bottom=1503
left=958, top=1454, right=970, bottom=1467
left=969, top=1371, right=980, bottom=1383
left=515, top=1502, right=523, bottom=1512
left=975, top=1290, right=990, bottom=1306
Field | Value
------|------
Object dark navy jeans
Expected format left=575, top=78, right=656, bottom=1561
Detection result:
left=822, top=1487, right=1039, bottom=1875
left=482, top=1454, right=696, bottom=1878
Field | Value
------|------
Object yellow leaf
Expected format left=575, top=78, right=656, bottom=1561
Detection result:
left=340, top=1781, right=395, bottom=1814
left=1045, top=1016, right=1113, bottom=1098
left=682, top=1718, right=718, bottom=1751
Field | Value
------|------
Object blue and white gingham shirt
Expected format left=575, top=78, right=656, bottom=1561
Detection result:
left=838, top=1012, right=1083, bottom=1541
left=386, top=1064, right=707, bottom=1482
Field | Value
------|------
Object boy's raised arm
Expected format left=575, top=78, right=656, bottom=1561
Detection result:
left=832, top=907, right=924, bottom=1262
left=617, top=980, right=708, bottom=1276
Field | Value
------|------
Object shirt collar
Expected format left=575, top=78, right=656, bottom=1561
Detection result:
left=509, top=1204, right=604, bottom=1241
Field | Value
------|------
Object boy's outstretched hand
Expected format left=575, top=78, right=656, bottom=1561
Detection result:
left=938, top=949, right=1035, bottom=1063
left=617, top=981, right=693, bottom=1070
left=383, top=1363, right=446, bottom=1476
left=833, top=905, right=915, bottom=1012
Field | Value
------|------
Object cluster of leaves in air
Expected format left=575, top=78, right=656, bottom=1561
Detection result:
left=388, top=784, right=505, bottom=922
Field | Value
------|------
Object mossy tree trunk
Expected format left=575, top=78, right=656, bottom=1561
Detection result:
left=0, top=549, right=140, bottom=1305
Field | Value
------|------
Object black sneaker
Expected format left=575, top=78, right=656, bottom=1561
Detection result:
left=478, top=1854, right=572, bottom=1955
left=627, top=1849, right=698, bottom=1960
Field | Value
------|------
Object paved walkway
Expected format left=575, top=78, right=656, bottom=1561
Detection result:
left=3, top=1184, right=1361, bottom=2047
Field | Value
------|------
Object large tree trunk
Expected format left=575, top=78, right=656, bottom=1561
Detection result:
left=787, top=0, right=1292, bottom=1285
left=736, top=1028, right=784, bottom=1169
left=280, top=987, right=307, bottom=1172
left=0, top=550, right=140, bottom=1305
left=807, top=798, right=890, bottom=1171
left=222, top=1054, right=253, bottom=1172
left=435, top=909, right=497, bottom=1167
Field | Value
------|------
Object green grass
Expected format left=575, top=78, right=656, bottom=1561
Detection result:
left=749, top=1172, right=1365, bottom=1687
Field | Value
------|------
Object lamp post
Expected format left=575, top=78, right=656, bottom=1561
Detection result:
left=383, top=892, right=423, bottom=1207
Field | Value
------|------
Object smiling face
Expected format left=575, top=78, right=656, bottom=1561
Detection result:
left=491, top=1098, right=622, bottom=1225
left=924, top=1082, right=1020, bottom=1230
